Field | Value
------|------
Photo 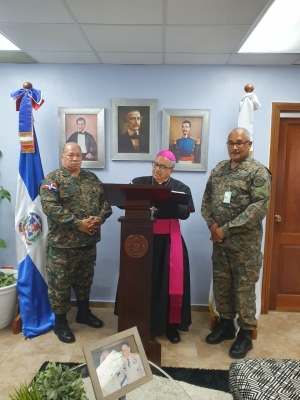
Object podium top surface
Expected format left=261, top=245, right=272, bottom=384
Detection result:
left=103, top=183, right=190, bottom=207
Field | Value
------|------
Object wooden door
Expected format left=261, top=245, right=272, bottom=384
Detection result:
left=269, top=118, right=300, bottom=311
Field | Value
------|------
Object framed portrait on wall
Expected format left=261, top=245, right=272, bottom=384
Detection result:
left=58, top=107, right=105, bottom=169
left=111, top=99, right=157, bottom=161
left=162, top=109, right=210, bottom=172
left=83, top=327, right=152, bottom=400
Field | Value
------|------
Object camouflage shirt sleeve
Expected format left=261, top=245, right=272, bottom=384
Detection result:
left=222, top=167, right=271, bottom=237
left=98, top=180, right=112, bottom=223
left=201, top=171, right=217, bottom=227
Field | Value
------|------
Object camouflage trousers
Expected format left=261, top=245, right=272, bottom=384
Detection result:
left=46, top=244, right=96, bottom=314
left=212, top=243, right=262, bottom=330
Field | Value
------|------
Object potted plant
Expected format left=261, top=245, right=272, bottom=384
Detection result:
left=0, top=269, right=18, bottom=329
left=0, top=149, right=18, bottom=329
left=9, top=362, right=88, bottom=400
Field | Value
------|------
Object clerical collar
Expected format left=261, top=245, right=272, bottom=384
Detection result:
left=152, top=177, right=171, bottom=185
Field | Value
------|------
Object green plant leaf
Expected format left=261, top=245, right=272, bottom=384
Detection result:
left=9, top=381, right=42, bottom=400
left=48, top=389, right=56, bottom=399
left=30, top=362, right=88, bottom=400
left=56, top=386, right=67, bottom=392
left=0, top=238, right=7, bottom=248
left=0, top=151, right=12, bottom=250
left=52, top=380, right=59, bottom=389
left=0, top=186, right=11, bottom=202
left=0, top=271, right=17, bottom=287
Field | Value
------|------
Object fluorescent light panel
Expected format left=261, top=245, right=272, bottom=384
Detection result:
left=239, top=0, right=300, bottom=53
left=0, top=33, right=20, bottom=51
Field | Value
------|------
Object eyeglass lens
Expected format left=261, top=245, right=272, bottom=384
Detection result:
left=227, top=141, right=248, bottom=148
left=152, top=161, right=167, bottom=171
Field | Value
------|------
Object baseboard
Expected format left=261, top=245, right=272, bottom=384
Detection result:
left=71, top=300, right=115, bottom=308
left=191, top=305, right=209, bottom=312
left=71, top=300, right=209, bottom=312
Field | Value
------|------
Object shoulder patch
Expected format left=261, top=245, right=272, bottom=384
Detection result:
left=253, top=176, right=265, bottom=187
left=43, top=182, right=57, bottom=192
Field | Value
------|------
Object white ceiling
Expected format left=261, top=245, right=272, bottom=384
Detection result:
left=0, top=0, right=300, bottom=66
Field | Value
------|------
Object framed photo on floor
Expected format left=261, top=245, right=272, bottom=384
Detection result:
left=111, top=98, right=157, bottom=161
left=162, top=109, right=210, bottom=172
left=83, top=326, right=152, bottom=400
left=58, top=107, right=105, bottom=169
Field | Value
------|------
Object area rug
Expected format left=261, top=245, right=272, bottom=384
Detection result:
left=162, top=366, right=229, bottom=393
left=38, top=362, right=232, bottom=399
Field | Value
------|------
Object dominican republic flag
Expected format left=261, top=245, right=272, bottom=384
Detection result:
left=15, top=128, right=54, bottom=338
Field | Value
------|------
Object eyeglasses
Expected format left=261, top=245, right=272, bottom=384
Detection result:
left=152, top=161, right=172, bottom=171
left=226, top=140, right=249, bottom=148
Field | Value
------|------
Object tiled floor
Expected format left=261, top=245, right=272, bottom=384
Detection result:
left=1, top=309, right=300, bottom=399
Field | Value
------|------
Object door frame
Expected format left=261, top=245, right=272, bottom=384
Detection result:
left=261, top=102, right=300, bottom=313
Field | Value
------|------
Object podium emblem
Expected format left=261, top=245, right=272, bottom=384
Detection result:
left=125, top=234, right=148, bottom=258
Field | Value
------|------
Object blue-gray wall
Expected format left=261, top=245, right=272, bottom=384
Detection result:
left=0, top=64, right=299, bottom=305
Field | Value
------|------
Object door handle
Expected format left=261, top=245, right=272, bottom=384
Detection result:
left=274, top=214, right=282, bottom=222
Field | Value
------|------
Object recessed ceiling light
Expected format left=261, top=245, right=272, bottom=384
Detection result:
left=0, top=33, right=20, bottom=51
left=239, top=0, right=300, bottom=53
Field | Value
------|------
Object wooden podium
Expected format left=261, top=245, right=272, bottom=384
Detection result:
left=103, top=184, right=174, bottom=366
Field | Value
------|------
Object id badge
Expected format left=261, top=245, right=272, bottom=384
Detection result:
left=223, top=190, right=232, bottom=203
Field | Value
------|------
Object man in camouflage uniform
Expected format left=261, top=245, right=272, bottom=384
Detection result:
left=201, top=127, right=271, bottom=358
left=39, top=143, right=112, bottom=343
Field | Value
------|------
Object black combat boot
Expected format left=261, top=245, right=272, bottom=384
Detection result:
left=76, top=299, right=103, bottom=328
left=229, top=328, right=253, bottom=359
left=206, top=317, right=236, bottom=344
left=54, top=313, right=75, bottom=343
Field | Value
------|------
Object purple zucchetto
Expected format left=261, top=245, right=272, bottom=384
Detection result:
left=156, top=150, right=176, bottom=161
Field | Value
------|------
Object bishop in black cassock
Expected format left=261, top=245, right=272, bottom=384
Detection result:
left=115, top=150, right=194, bottom=343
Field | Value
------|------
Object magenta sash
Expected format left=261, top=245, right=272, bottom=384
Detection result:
left=153, top=219, right=183, bottom=324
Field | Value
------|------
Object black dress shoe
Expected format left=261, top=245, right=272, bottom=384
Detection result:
left=229, top=329, right=253, bottom=359
left=206, top=317, right=236, bottom=345
left=76, top=312, right=103, bottom=328
left=54, top=324, right=75, bottom=343
left=166, top=326, right=180, bottom=344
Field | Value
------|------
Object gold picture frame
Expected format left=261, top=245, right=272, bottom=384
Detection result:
left=58, top=107, right=105, bottom=169
left=162, top=108, right=210, bottom=171
left=111, top=98, right=157, bottom=161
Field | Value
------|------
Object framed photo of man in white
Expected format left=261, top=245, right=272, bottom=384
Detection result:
left=162, top=109, right=210, bottom=172
left=111, top=99, right=157, bottom=161
left=83, top=327, right=152, bottom=400
left=58, top=107, right=105, bottom=169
